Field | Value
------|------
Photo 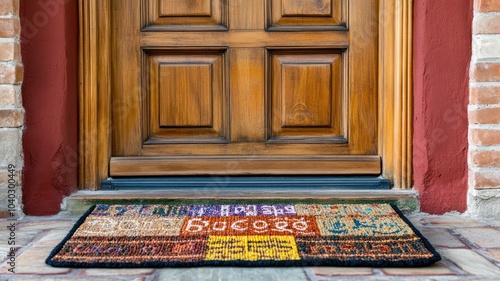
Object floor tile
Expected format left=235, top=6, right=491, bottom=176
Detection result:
left=0, top=245, right=21, bottom=261
left=455, top=228, right=500, bottom=248
left=0, top=248, right=71, bottom=274
left=439, top=248, right=500, bottom=276
left=0, top=221, right=37, bottom=246
left=12, top=276, right=144, bottom=281
left=157, top=267, right=308, bottom=281
left=306, top=266, right=373, bottom=276
left=420, top=228, right=466, bottom=248
left=380, top=262, right=455, bottom=276
left=17, top=220, right=77, bottom=231
left=422, top=217, right=486, bottom=228
left=32, top=230, right=68, bottom=249
left=407, top=217, right=425, bottom=227
left=82, top=268, right=155, bottom=276
left=486, top=249, right=500, bottom=261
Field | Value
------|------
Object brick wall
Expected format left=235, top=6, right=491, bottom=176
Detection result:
left=0, top=0, right=23, bottom=218
left=469, top=0, right=500, bottom=217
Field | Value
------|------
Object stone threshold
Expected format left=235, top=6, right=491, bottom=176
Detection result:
left=61, top=189, right=419, bottom=216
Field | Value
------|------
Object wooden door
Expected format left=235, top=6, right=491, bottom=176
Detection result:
left=109, top=0, right=380, bottom=176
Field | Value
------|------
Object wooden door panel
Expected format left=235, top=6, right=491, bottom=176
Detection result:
left=111, top=0, right=142, bottom=156
left=145, top=50, right=228, bottom=144
left=139, top=143, right=352, bottom=156
left=281, top=0, right=332, bottom=16
left=267, top=0, right=345, bottom=30
left=141, top=31, right=349, bottom=48
left=348, top=0, right=378, bottom=155
left=159, top=0, right=212, bottom=16
left=110, top=0, right=381, bottom=176
left=229, top=48, right=266, bottom=142
left=230, top=0, right=265, bottom=30
left=142, top=0, right=228, bottom=30
left=159, top=64, right=213, bottom=127
left=269, top=50, right=344, bottom=143
left=110, top=155, right=381, bottom=176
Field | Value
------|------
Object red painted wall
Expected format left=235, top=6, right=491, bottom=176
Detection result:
left=19, top=0, right=472, bottom=215
left=413, top=0, right=472, bottom=214
left=20, top=0, right=79, bottom=215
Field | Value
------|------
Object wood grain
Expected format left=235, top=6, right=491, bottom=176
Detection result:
left=348, top=0, right=379, bottom=155
left=143, top=0, right=227, bottom=30
left=147, top=51, right=228, bottom=143
left=141, top=31, right=349, bottom=47
left=379, top=0, right=414, bottom=188
left=140, top=142, right=352, bottom=156
left=159, top=0, right=212, bottom=17
left=158, top=64, right=213, bottom=127
left=229, top=48, right=266, bottom=142
left=110, top=0, right=142, bottom=156
left=269, top=51, right=343, bottom=142
left=230, top=0, right=264, bottom=30
left=110, top=155, right=381, bottom=176
left=78, top=0, right=111, bottom=190
left=268, top=0, right=344, bottom=29
left=282, top=0, right=332, bottom=16
left=79, top=0, right=413, bottom=187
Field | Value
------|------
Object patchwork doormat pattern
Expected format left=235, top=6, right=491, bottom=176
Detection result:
left=46, top=203, right=440, bottom=267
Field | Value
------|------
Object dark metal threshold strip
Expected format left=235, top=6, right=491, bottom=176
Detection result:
left=102, top=176, right=390, bottom=191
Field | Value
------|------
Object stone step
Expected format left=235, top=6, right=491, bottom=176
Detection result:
left=61, top=189, right=419, bottom=216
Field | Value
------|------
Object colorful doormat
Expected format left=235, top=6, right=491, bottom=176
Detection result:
left=46, top=203, right=440, bottom=268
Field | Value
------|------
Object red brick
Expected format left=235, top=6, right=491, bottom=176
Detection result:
left=0, top=42, right=20, bottom=62
left=0, top=210, right=10, bottom=218
left=0, top=85, right=17, bottom=106
left=0, top=109, right=23, bottom=127
left=474, top=14, right=500, bottom=34
left=470, top=169, right=500, bottom=189
left=470, top=129, right=500, bottom=146
left=0, top=170, right=8, bottom=185
left=0, top=64, right=22, bottom=84
left=0, top=0, right=18, bottom=16
left=470, top=86, right=500, bottom=104
left=469, top=107, right=500, bottom=124
left=476, top=0, right=500, bottom=12
left=0, top=18, right=19, bottom=38
left=470, top=150, right=500, bottom=167
left=472, top=63, right=500, bottom=82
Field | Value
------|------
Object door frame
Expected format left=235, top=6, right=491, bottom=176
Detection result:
left=78, top=0, right=413, bottom=190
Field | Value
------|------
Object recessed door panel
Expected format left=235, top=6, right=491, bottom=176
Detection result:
left=282, top=0, right=332, bottom=16
left=142, top=0, right=228, bottom=30
left=267, top=0, right=345, bottom=30
left=268, top=50, right=345, bottom=143
left=145, top=50, right=228, bottom=143
left=159, top=0, right=212, bottom=17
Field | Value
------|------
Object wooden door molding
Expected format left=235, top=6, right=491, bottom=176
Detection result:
left=379, top=0, right=414, bottom=189
left=78, top=0, right=111, bottom=190
left=78, top=0, right=414, bottom=189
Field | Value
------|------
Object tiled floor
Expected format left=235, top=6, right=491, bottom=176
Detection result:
left=0, top=213, right=499, bottom=281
